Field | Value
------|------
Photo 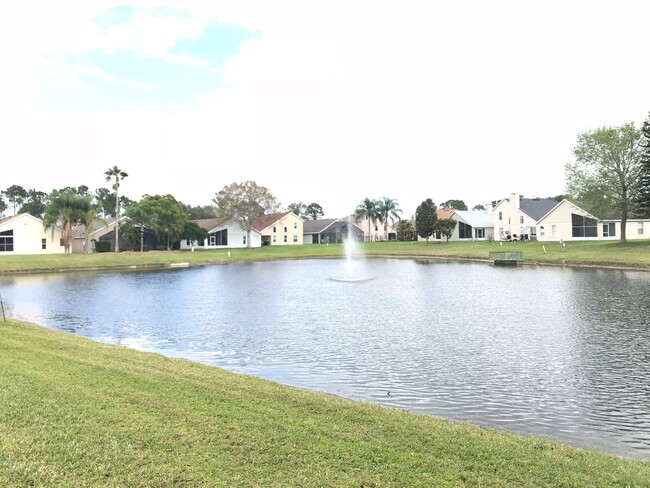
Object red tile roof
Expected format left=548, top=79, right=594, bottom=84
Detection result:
left=252, top=212, right=290, bottom=232
left=436, top=209, right=456, bottom=220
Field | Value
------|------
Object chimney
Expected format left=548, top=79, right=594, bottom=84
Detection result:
left=510, top=192, right=520, bottom=210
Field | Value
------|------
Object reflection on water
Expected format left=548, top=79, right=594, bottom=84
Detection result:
left=1, top=259, right=650, bottom=460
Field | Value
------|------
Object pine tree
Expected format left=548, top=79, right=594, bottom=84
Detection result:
left=637, top=113, right=650, bottom=218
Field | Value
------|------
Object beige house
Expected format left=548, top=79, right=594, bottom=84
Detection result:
left=252, top=212, right=304, bottom=246
left=349, top=215, right=397, bottom=241
left=493, top=193, right=559, bottom=241
left=598, top=218, right=650, bottom=241
left=0, top=213, right=65, bottom=255
left=535, top=199, right=600, bottom=241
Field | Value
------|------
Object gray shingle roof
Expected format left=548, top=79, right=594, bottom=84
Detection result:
left=303, top=218, right=339, bottom=234
left=518, top=198, right=559, bottom=221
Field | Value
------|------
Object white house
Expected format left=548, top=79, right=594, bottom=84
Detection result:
left=179, top=218, right=262, bottom=250
left=451, top=210, right=495, bottom=241
left=0, top=213, right=65, bottom=255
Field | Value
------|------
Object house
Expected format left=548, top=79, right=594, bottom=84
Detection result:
left=179, top=218, right=262, bottom=250
left=492, top=193, right=559, bottom=241
left=450, top=210, right=494, bottom=241
left=0, top=213, right=65, bottom=255
left=348, top=215, right=397, bottom=241
left=600, top=218, right=650, bottom=240
left=252, top=212, right=304, bottom=246
left=534, top=199, right=601, bottom=241
left=303, top=218, right=364, bottom=244
left=72, top=217, right=160, bottom=252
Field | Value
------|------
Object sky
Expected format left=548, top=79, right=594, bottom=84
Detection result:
left=2, top=1, right=649, bottom=219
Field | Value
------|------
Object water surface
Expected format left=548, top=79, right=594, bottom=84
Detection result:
left=2, top=258, right=649, bottom=460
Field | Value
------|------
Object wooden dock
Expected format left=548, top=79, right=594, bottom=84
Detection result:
left=489, top=251, right=523, bottom=266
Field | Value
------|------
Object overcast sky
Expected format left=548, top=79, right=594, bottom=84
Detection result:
left=1, top=1, right=649, bottom=218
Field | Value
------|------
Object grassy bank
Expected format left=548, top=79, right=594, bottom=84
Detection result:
left=1, top=320, right=649, bottom=487
left=1, top=239, right=650, bottom=274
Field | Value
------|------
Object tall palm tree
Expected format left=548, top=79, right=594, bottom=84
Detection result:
left=354, top=198, right=379, bottom=241
left=104, top=166, right=128, bottom=252
left=376, top=197, right=402, bottom=240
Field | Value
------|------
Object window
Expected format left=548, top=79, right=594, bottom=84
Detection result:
left=0, top=230, right=14, bottom=252
left=42, top=238, right=47, bottom=250
left=208, top=229, right=228, bottom=246
left=283, top=235, right=287, bottom=243
left=272, top=235, right=276, bottom=243
left=273, top=226, right=276, bottom=233
left=458, top=222, right=473, bottom=239
left=498, top=212, right=502, bottom=221
left=552, top=225, right=557, bottom=238
left=293, top=235, right=298, bottom=242
left=571, top=213, right=597, bottom=238
left=243, top=235, right=246, bottom=245
left=639, top=222, right=644, bottom=235
left=284, top=226, right=287, bottom=233
left=540, top=226, right=545, bottom=237
left=520, top=216, right=524, bottom=224
left=475, top=228, right=484, bottom=239
left=603, top=223, right=615, bottom=237
left=293, top=222, right=297, bottom=229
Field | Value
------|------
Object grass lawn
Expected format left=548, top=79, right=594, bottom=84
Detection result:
left=1, top=320, right=649, bottom=487
left=1, top=239, right=650, bottom=274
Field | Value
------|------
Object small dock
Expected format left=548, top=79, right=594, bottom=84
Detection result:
left=489, top=251, right=523, bottom=266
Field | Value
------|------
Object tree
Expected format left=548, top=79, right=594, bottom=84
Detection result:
left=354, top=198, right=379, bottom=241
left=565, top=123, right=642, bottom=242
left=375, top=197, right=402, bottom=240
left=637, top=113, right=650, bottom=218
left=181, top=221, right=209, bottom=247
left=472, top=204, right=486, bottom=211
left=180, top=203, right=218, bottom=220
left=138, top=195, right=187, bottom=250
left=4, top=185, right=28, bottom=215
left=287, top=202, right=307, bottom=219
left=395, top=219, right=416, bottom=241
left=213, top=181, right=279, bottom=249
left=305, top=203, right=324, bottom=220
left=104, top=166, right=128, bottom=252
left=435, top=218, right=457, bottom=242
left=19, top=189, right=47, bottom=219
left=43, top=189, right=92, bottom=254
left=415, top=198, right=437, bottom=242
left=125, top=199, right=155, bottom=252
left=439, top=199, right=467, bottom=211
left=0, top=194, right=6, bottom=217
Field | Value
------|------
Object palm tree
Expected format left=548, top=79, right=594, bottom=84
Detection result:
left=104, top=166, right=128, bottom=252
left=43, top=190, right=89, bottom=254
left=375, top=197, right=402, bottom=240
left=354, top=198, right=379, bottom=241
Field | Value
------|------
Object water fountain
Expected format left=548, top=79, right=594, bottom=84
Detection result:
left=331, top=235, right=372, bottom=282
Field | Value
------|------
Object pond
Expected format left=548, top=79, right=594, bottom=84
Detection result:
left=1, top=258, right=649, bottom=460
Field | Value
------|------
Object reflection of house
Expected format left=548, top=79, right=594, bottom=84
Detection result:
left=0, top=213, right=65, bottom=255
left=252, top=212, right=304, bottom=246
left=303, top=219, right=364, bottom=244
left=179, top=218, right=262, bottom=249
